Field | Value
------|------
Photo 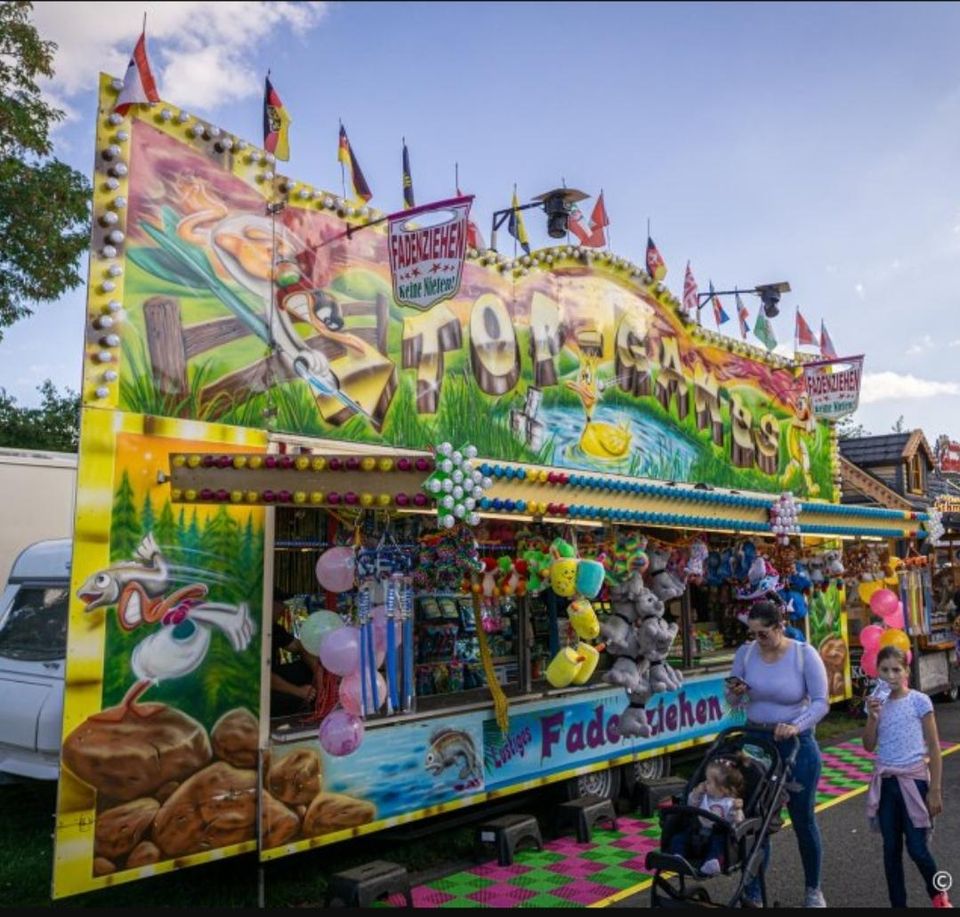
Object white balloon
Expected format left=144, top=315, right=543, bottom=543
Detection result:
left=452, top=451, right=463, bottom=465
left=454, top=504, right=466, bottom=518
left=452, top=470, right=464, bottom=484
left=441, top=459, right=454, bottom=474
left=442, top=495, right=455, bottom=509
left=442, top=479, right=454, bottom=493
left=482, top=477, right=493, bottom=489
left=472, top=486, right=484, bottom=499
left=465, top=445, right=478, bottom=459
left=452, top=486, right=464, bottom=500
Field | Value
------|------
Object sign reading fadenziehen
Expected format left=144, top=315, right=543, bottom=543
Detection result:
left=802, top=355, right=864, bottom=420
left=388, top=196, right=473, bottom=310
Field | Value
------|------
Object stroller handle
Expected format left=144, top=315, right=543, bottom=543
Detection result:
left=715, top=723, right=800, bottom=767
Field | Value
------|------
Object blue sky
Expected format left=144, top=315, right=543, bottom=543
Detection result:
left=6, top=0, right=960, bottom=442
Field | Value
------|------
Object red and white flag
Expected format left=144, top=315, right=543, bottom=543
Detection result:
left=795, top=308, right=817, bottom=347
left=682, top=261, right=699, bottom=316
left=568, top=192, right=608, bottom=247
left=456, top=181, right=486, bottom=251
left=568, top=203, right=592, bottom=244
left=114, top=30, right=160, bottom=116
left=820, top=321, right=838, bottom=359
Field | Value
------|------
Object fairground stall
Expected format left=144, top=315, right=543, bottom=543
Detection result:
left=51, top=75, right=925, bottom=898
left=839, top=434, right=957, bottom=699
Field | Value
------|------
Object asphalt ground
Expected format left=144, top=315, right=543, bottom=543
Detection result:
left=613, top=698, right=960, bottom=909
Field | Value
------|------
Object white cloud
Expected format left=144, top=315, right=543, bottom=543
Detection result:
left=860, top=371, right=960, bottom=404
left=854, top=282, right=865, bottom=299
left=906, top=334, right=936, bottom=356
left=950, top=339, right=960, bottom=348
left=31, top=1, right=328, bottom=112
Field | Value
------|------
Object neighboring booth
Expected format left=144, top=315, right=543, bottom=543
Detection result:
left=839, top=432, right=954, bottom=698
left=51, top=76, right=925, bottom=898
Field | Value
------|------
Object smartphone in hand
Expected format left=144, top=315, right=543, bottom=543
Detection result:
left=725, top=675, right=749, bottom=690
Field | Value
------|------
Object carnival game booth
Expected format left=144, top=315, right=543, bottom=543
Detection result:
left=52, top=74, right=924, bottom=898
left=839, top=442, right=956, bottom=700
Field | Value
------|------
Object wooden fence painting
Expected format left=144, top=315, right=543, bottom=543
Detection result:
left=142, top=292, right=397, bottom=431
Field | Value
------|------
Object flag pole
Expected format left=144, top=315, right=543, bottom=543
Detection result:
left=794, top=305, right=799, bottom=357
left=601, top=187, right=610, bottom=251
left=512, top=182, right=518, bottom=260
left=338, top=118, right=347, bottom=202
left=455, top=161, right=459, bottom=194
left=142, top=11, right=147, bottom=33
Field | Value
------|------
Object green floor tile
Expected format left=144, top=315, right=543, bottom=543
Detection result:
left=430, top=876, right=496, bottom=893
left=519, top=892, right=579, bottom=908
left=512, top=850, right=566, bottom=865
left=438, top=898, right=485, bottom=908
left=508, top=871, right=572, bottom=890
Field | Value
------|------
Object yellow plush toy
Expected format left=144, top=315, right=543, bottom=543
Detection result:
left=546, top=646, right=585, bottom=688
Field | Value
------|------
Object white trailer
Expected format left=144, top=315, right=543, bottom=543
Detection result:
left=0, top=448, right=77, bottom=587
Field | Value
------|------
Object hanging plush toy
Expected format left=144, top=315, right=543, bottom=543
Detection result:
left=685, top=538, right=710, bottom=583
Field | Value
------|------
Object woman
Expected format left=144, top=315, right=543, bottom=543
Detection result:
left=726, top=601, right=830, bottom=908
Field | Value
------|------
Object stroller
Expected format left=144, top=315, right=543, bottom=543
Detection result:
left=645, top=726, right=799, bottom=908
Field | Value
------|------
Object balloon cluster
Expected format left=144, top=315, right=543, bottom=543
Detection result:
left=769, top=492, right=802, bottom=545
left=422, top=443, right=488, bottom=529
left=859, top=587, right=911, bottom=678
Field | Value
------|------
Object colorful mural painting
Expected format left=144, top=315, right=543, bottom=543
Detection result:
left=260, top=679, right=740, bottom=859
left=54, top=414, right=267, bottom=896
left=87, top=79, right=834, bottom=500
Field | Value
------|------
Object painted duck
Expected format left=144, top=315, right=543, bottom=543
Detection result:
left=76, top=534, right=254, bottom=720
left=565, top=356, right=632, bottom=460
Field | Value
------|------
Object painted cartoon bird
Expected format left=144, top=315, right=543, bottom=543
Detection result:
left=565, top=351, right=631, bottom=460
left=76, top=534, right=254, bottom=719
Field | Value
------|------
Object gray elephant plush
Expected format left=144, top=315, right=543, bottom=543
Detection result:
left=602, top=579, right=683, bottom=740
left=646, top=546, right=686, bottom=603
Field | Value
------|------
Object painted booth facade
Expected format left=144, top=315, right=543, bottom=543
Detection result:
left=54, top=75, right=904, bottom=898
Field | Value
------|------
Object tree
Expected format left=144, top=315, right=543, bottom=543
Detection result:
left=0, top=1, right=90, bottom=335
left=891, top=415, right=906, bottom=434
left=836, top=415, right=871, bottom=440
left=0, top=379, right=79, bottom=451
left=110, top=470, right=140, bottom=561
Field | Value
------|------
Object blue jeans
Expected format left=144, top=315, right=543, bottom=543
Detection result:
left=668, top=825, right=726, bottom=866
left=744, top=730, right=823, bottom=897
left=877, top=776, right=939, bottom=906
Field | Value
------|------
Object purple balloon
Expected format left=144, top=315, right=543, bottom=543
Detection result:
left=371, top=605, right=403, bottom=647
left=319, top=625, right=361, bottom=676
left=318, top=709, right=364, bottom=757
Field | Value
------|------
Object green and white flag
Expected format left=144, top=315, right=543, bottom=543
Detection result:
left=754, top=305, right=777, bottom=351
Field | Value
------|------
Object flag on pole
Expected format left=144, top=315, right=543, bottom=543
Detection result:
left=338, top=124, right=372, bottom=203
left=263, top=75, right=291, bottom=161
left=114, top=30, right=160, bottom=116
left=682, top=261, right=699, bottom=317
left=795, top=308, right=817, bottom=347
left=820, top=320, right=838, bottom=358
left=402, top=140, right=415, bottom=209
left=709, top=281, right=729, bottom=327
left=754, top=305, right=777, bottom=351
left=586, top=191, right=609, bottom=247
left=507, top=189, right=530, bottom=255
left=736, top=291, right=751, bottom=340
left=568, top=203, right=591, bottom=244
left=646, top=236, right=667, bottom=281
left=456, top=174, right=486, bottom=251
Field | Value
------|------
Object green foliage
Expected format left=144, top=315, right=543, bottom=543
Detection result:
left=103, top=490, right=264, bottom=728
left=110, top=470, right=140, bottom=562
left=0, top=379, right=79, bottom=451
left=0, top=1, right=90, bottom=334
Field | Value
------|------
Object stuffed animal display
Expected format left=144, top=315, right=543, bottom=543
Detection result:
left=600, top=571, right=683, bottom=738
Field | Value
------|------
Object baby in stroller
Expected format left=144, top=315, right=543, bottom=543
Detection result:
left=666, top=755, right=746, bottom=876
left=646, top=726, right=799, bottom=908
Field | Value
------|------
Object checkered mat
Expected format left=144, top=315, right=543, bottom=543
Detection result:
left=374, top=737, right=958, bottom=908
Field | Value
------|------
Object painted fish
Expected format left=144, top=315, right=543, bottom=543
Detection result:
left=76, top=534, right=170, bottom=613
left=425, top=728, right=481, bottom=784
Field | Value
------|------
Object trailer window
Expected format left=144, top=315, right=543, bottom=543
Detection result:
left=0, top=586, right=69, bottom=662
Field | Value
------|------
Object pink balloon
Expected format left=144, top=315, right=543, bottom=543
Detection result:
left=318, top=625, right=361, bottom=676
left=318, top=709, right=364, bottom=756
left=339, top=670, right=387, bottom=715
left=885, top=602, right=905, bottom=631
left=315, top=547, right=356, bottom=593
left=869, top=588, right=900, bottom=619
left=862, top=650, right=879, bottom=678
left=860, top=624, right=885, bottom=652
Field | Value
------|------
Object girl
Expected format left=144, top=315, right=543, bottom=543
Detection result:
left=667, top=756, right=745, bottom=876
left=864, top=645, right=950, bottom=908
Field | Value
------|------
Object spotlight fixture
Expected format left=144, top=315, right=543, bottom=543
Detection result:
left=489, top=185, right=588, bottom=250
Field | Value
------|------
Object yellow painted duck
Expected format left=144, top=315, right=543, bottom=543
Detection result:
left=565, top=356, right=632, bottom=459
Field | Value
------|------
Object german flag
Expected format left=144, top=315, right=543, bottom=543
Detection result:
left=338, top=123, right=372, bottom=204
left=263, top=75, right=291, bottom=162
left=646, top=235, right=667, bottom=282
left=402, top=140, right=414, bottom=209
